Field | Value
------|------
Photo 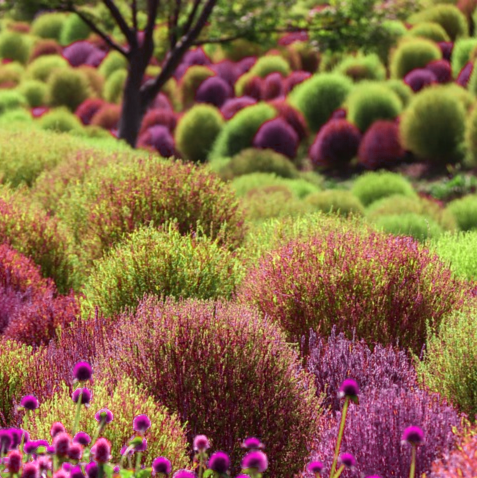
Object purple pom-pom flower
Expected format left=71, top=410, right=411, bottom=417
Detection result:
left=73, top=432, right=91, bottom=446
left=241, top=451, right=268, bottom=473
left=73, top=362, right=93, bottom=382
left=307, top=461, right=324, bottom=474
left=20, top=395, right=39, bottom=411
left=339, top=453, right=356, bottom=469
left=193, top=435, right=210, bottom=452
left=338, top=379, right=359, bottom=399
left=172, top=471, right=196, bottom=478
left=70, top=465, right=85, bottom=478
left=7, top=450, right=22, bottom=473
left=95, top=409, right=113, bottom=425
left=85, top=462, right=98, bottom=478
left=72, top=388, right=92, bottom=406
left=208, top=451, right=230, bottom=474
left=53, top=433, right=71, bottom=457
left=152, top=457, right=172, bottom=475
left=91, top=438, right=111, bottom=463
left=133, top=415, right=151, bottom=434
left=241, top=437, right=264, bottom=450
left=50, top=422, right=66, bottom=438
left=0, top=429, right=12, bottom=452
left=401, top=426, right=424, bottom=446
left=21, top=462, right=39, bottom=478
left=68, top=443, right=83, bottom=460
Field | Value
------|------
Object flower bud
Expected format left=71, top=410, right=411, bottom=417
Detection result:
left=73, top=362, right=93, bottom=382
left=208, top=452, right=230, bottom=474
left=401, top=426, right=424, bottom=446
left=152, top=457, right=172, bottom=475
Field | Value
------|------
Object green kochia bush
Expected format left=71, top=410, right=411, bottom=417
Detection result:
left=447, top=195, right=477, bottom=231
left=290, top=73, right=353, bottom=132
left=47, top=69, right=91, bottom=111
left=0, top=90, right=27, bottom=115
left=351, top=171, right=417, bottom=207
left=17, top=80, right=47, bottom=107
left=464, top=104, right=477, bottom=168
left=408, top=22, right=451, bottom=42
left=238, top=224, right=468, bottom=353
left=103, top=69, right=127, bottom=104
left=209, top=103, right=276, bottom=160
left=27, top=55, right=69, bottom=83
left=305, top=190, right=364, bottom=217
left=175, top=104, right=223, bottom=162
left=40, top=108, right=83, bottom=133
left=390, top=38, right=442, bottom=79
left=400, top=86, right=466, bottom=165
left=22, top=376, right=189, bottom=467
left=384, top=80, right=413, bottom=107
left=105, top=298, right=320, bottom=476
left=60, top=13, right=91, bottom=45
left=0, top=32, right=30, bottom=65
left=82, top=225, right=243, bottom=317
left=249, top=55, right=291, bottom=78
left=334, top=54, right=386, bottom=82
left=99, top=51, right=129, bottom=78
left=373, top=212, right=444, bottom=241
left=346, top=83, right=402, bottom=132
left=451, top=38, right=477, bottom=77
left=31, top=13, right=66, bottom=41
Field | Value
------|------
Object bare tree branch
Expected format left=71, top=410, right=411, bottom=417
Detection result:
left=103, top=0, right=136, bottom=45
left=132, top=0, right=138, bottom=32
left=169, top=0, right=182, bottom=49
left=141, top=0, right=160, bottom=66
left=181, top=0, right=202, bottom=36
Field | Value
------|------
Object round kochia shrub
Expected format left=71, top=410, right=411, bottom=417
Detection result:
left=98, top=51, right=128, bottom=78
left=180, top=65, right=215, bottom=109
left=400, top=87, right=466, bottom=165
left=346, top=83, right=402, bottom=132
left=290, top=73, right=353, bottom=132
left=451, top=38, right=477, bottom=77
left=29, top=39, right=63, bottom=61
left=249, top=54, right=291, bottom=78
left=105, top=297, right=320, bottom=476
left=447, top=195, right=477, bottom=231
left=40, top=108, right=83, bottom=133
left=305, top=190, right=364, bottom=217
left=83, top=225, right=243, bottom=317
left=425, top=59, right=452, bottom=83
left=252, top=117, right=299, bottom=159
left=195, top=76, right=232, bottom=108
left=404, top=68, right=437, bottom=92
left=373, top=212, right=444, bottom=241
left=59, top=156, right=245, bottom=260
left=390, top=38, right=442, bottom=79
left=17, top=80, right=47, bottom=108
left=0, top=32, right=30, bottom=65
left=351, top=171, right=417, bottom=207
left=47, top=68, right=90, bottom=111
left=175, top=104, right=223, bottom=162
left=209, top=103, right=276, bottom=160
left=22, top=377, right=189, bottom=468
left=238, top=226, right=467, bottom=353
left=26, top=55, right=69, bottom=82
left=60, top=13, right=91, bottom=45
left=464, top=103, right=477, bottom=168
left=103, top=68, right=127, bottom=104
left=31, top=13, right=65, bottom=41
left=334, top=54, right=386, bottom=82
left=408, top=22, right=451, bottom=42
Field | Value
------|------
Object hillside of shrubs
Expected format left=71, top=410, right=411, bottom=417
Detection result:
left=1, top=0, right=477, bottom=477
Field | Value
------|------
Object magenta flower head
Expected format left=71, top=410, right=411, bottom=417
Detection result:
left=241, top=437, right=264, bottom=450
left=62, top=463, right=73, bottom=472
left=21, top=462, right=39, bottom=478
left=152, top=457, right=172, bottom=475
left=53, top=433, right=71, bottom=457
left=91, top=438, right=111, bottom=463
left=0, top=429, right=12, bottom=452
left=208, top=451, right=230, bottom=474
left=7, top=450, right=22, bottom=473
left=46, top=446, right=55, bottom=454
left=68, top=443, right=83, bottom=460
left=70, top=465, right=85, bottom=478
left=338, top=379, right=359, bottom=400
left=53, top=471, right=68, bottom=478
left=172, top=471, right=196, bottom=478
left=401, top=426, right=424, bottom=446
left=95, top=409, right=113, bottom=425
left=20, top=395, right=39, bottom=411
left=307, top=461, right=324, bottom=475
left=113, top=467, right=120, bottom=474
left=121, top=445, right=133, bottom=457
left=35, top=440, right=49, bottom=453
left=133, top=414, right=151, bottom=434
left=339, top=453, right=356, bottom=469
left=24, top=441, right=38, bottom=454
left=74, top=432, right=91, bottom=446
left=85, top=462, right=98, bottom=478
left=193, top=434, right=210, bottom=452
left=8, top=429, right=23, bottom=449
left=38, top=457, right=51, bottom=473
left=132, top=438, right=147, bottom=452
left=241, top=451, right=268, bottom=473
left=72, top=388, right=92, bottom=407
left=50, top=422, right=66, bottom=438
left=73, top=362, right=93, bottom=382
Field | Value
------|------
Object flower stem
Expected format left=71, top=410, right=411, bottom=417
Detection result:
left=98, top=464, right=104, bottom=478
left=135, top=452, right=142, bottom=473
left=330, top=397, right=350, bottom=478
left=409, top=445, right=416, bottom=478
left=332, top=465, right=345, bottom=478
left=198, top=454, right=204, bottom=478
left=72, top=390, right=83, bottom=436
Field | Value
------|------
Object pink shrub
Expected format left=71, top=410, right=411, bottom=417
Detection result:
left=252, top=117, right=299, bottom=159
left=404, top=68, right=437, bottom=92
left=220, top=96, right=257, bottom=120
left=456, top=61, right=473, bottom=87
left=261, top=72, right=284, bottom=100
left=29, top=39, right=62, bottom=61
left=438, top=41, right=454, bottom=61
left=285, top=70, right=311, bottom=93
left=236, top=56, right=256, bottom=74
left=62, top=41, right=95, bottom=67
left=139, top=108, right=177, bottom=135
left=84, top=48, right=106, bottom=67
left=75, top=98, right=105, bottom=125
left=241, top=75, right=262, bottom=100
left=270, top=99, right=308, bottom=141
left=195, top=76, right=232, bottom=108
left=151, top=92, right=172, bottom=110
left=210, top=60, right=240, bottom=87
left=137, top=125, right=176, bottom=157
left=90, top=104, right=121, bottom=130
left=425, top=59, right=452, bottom=83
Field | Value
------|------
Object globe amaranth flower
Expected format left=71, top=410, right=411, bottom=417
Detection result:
left=132, top=438, right=147, bottom=452
left=95, top=408, right=113, bottom=425
left=8, top=428, right=23, bottom=449
left=72, top=388, right=92, bottom=407
left=21, top=462, right=39, bottom=478
left=53, top=433, right=71, bottom=457
left=401, top=426, right=424, bottom=446
left=73, top=432, right=91, bottom=446
left=241, top=437, right=264, bottom=450
left=121, top=445, right=134, bottom=457
left=338, top=379, right=359, bottom=399
left=339, top=453, right=356, bottom=469
left=0, top=429, right=12, bottom=452
left=20, top=395, right=39, bottom=411
left=113, top=467, right=120, bottom=474
left=91, top=438, right=111, bottom=463
left=53, top=471, right=68, bottom=478
left=85, top=462, right=98, bottom=478
left=307, top=461, right=324, bottom=474
left=50, top=422, right=66, bottom=438
left=152, top=457, right=172, bottom=475
left=173, top=470, right=196, bottom=478
left=73, top=362, right=93, bottom=382
left=24, top=441, right=38, bottom=454
left=208, top=451, right=230, bottom=474
left=68, top=443, right=83, bottom=460
left=35, top=440, right=49, bottom=453
left=133, top=414, right=151, bottom=434
left=193, top=434, right=210, bottom=452
left=38, top=457, right=51, bottom=472
left=62, top=463, right=72, bottom=472
left=7, top=450, right=22, bottom=473
left=241, top=451, right=268, bottom=473
left=70, top=465, right=85, bottom=478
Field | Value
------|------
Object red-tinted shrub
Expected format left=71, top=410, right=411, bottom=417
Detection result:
left=236, top=56, right=256, bottom=74
left=210, top=60, right=240, bottom=87
left=85, top=48, right=106, bottom=67
left=270, top=99, right=308, bottom=141
left=151, top=92, right=172, bottom=110
left=62, top=41, right=96, bottom=67
left=242, top=75, right=262, bottom=100
left=279, top=31, right=309, bottom=46
left=103, top=297, right=320, bottom=477
left=309, top=119, right=361, bottom=169
left=404, top=68, right=437, bottom=92
left=285, top=70, right=311, bottom=93
left=261, top=72, right=284, bottom=100
left=358, top=120, right=405, bottom=169
left=220, top=96, right=256, bottom=120
left=29, top=39, right=62, bottom=61
left=139, top=108, right=177, bottom=135
left=426, top=59, right=452, bottom=83
left=238, top=228, right=468, bottom=353
left=438, top=41, right=454, bottom=61
left=195, top=76, right=232, bottom=108
left=90, top=104, right=121, bottom=130
left=456, top=61, right=473, bottom=87
left=75, top=98, right=105, bottom=125
left=137, top=125, right=176, bottom=157
left=431, top=432, right=477, bottom=477
left=252, top=117, right=299, bottom=159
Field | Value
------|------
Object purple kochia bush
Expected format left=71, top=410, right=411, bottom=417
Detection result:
left=252, top=117, right=299, bottom=159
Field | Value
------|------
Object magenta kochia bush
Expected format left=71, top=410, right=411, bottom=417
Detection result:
left=306, top=328, right=418, bottom=412
left=239, top=227, right=468, bottom=353
left=252, top=118, right=299, bottom=159
left=312, top=387, right=461, bottom=478
left=104, top=298, right=320, bottom=477
left=403, top=68, right=437, bottom=92
left=195, top=76, right=232, bottom=108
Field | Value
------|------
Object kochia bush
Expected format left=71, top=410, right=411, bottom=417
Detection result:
left=0, top=32, right=30, bottom=65
left=47, top=68, right=91, bottom=111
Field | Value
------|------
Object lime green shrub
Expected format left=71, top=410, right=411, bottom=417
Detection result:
left=60, top=13, right=91, bottom=45
left=390, top=38, right=442, bottom=79
left=373, top=212, right=444, bottom=241
left=17, top=80, right=47, bottom=107
left=98, top=50, right=128, bottom=78
left=249, top=55, right=291, bottom=78
left=31, top=13, right=66, bottom=41
left=451, top=38, right=477, bottom=77
left=40, top=108, right=83, bottom=133
left=334, top=54, right=386, bottom=82
left=408, top=4, right=468, bottom=41
left=351, top=171, right=417, bottom=207
left=0, top=90, right=27, bottom=115
left=400, top=86, right=466, bottom=165
left=209, top=103, right=276, bottom=160
left=23, top=377, right=189, bottom=467
left=47, top=68, right=91, bottom=111
left=465, top=103, right=477, bottom=168
left=0, top=32, right=31, bottom=64
left=218, top=148, right=299, bottom=180
left=447, top=195, right=477, bottom=231
left=0, top=109, right=32, bottom=126
left=347, top=83, right=402, bottom=132
left=289, top=73, right=353, bottom=132
left=27, top=55, right=69, bottom=82
left=430, top=231, right=477, bottom=280
left=0, top=62, right=23, bottom=87
left=408, top=22, right=451, bottom=42
left=175, top=104, right=223, bottom=162
left=305, top=190, right=364, bottom=217
left=83, top=225, right=243, bottom=317
left=103, top=68, right=127, bottom=104
left=384, top=79, right=414, bottom=107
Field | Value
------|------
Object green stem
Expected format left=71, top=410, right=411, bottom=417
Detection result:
left=98, top=465, right=104, bottom=478
left=91, top=424, right=104, bottom=448
left=330, top=397, right=350, bottom=478
left=198, top=454, right=204, bottom=478
left=72, top=391, right=83, bottom=436
left=409, top=446, right=416, bottom=478
left=332, top=465, right=345, bottom=478
left=135, top=452, right=142, bottom=473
